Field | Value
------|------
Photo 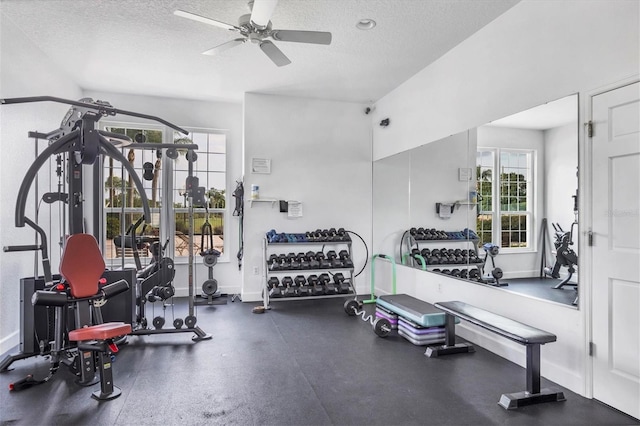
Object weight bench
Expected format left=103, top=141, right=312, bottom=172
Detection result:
left=425, top=301, right=565, bottom=410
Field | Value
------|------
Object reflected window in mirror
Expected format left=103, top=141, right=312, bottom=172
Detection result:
left=476, top=149, right=533, bottom=249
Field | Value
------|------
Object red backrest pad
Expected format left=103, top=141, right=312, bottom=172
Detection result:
left=60, top=234, right=106, bottom=298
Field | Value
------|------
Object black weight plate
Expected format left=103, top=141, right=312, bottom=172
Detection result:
left=202, top=279, right=218, bottom=295
left=203, top=254, right=218, bottom=267
left=152, top=316, right=165, bottom=330
left=373, top=317, right=391, bottom=337
left=173, top=318, right=184, bottom=329
left=184, top=315, right=197, bottom=328
left=344, top=299, right=360, bottom=316
left=492, top=268, right=504, bottom=279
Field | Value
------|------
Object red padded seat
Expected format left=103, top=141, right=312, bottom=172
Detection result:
left=68, top=323, right=132, bottom=342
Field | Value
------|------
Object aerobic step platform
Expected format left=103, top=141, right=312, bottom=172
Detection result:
left=376, top=294, right=458, bottom=328
left=397, top=318, right=445, bottom=346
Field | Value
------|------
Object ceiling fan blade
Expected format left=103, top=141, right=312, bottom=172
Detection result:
left=250, top=0, right=278, bottom=29
left=271, top=30, right=332, bottom=45
left=174, top=10, right=240, bottom=32
left=259, top=40, right=291, bottom=67
left=202, top=38, right=246, bottom=56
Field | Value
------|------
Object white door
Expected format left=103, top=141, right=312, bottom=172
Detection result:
left=591, top=81, right=640, bottom=419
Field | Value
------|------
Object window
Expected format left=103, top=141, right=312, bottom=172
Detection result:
left=172, top=130, right=226, bottom=258
left=476, top=149, right=533, bottom=250
left=102, top=123, right=227, bottom=264
left=103, top=125, right=163, bottom=264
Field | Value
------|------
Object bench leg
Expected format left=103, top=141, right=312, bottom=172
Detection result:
left=425, top=313, right=475, bottom=358
left=498, top=343, right=566, bottom=409
left=91, top=351, right=122, bottom=401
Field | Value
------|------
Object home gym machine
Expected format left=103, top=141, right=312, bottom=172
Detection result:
left=0, top=96, right=211, bottom=381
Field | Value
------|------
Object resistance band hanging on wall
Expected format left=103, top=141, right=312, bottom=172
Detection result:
left=232, top=180, right=244, bottom=270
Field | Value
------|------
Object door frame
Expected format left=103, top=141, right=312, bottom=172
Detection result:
left=584, top=74, right=640, bottom=400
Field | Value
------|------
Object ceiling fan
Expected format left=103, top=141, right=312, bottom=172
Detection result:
left=174, top=0, right=332, bottom=67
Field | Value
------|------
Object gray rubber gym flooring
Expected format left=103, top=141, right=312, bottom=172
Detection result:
left=1, top=296, right=637, bottom=425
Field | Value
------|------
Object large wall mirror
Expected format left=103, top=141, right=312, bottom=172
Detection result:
left=373, top=94, right=579, bottom=308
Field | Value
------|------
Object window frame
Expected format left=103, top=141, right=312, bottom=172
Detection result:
left=476, top=147, right=535, bottom=253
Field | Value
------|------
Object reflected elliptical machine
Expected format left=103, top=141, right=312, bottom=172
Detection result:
left=545, top=191, right=578, bottom=305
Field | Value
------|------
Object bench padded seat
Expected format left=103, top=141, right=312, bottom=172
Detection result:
left=377, top=294, right=454, bottom=328
left=68, top=322, right=131, bottom=342
left=435, top=301, right=556, bottom=345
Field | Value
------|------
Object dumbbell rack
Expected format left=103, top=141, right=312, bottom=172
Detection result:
left=404, top=229, right=482, bottom=279
left=262, top=236, right=355, bottom=309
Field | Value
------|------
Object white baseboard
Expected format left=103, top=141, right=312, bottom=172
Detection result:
left=0, top=330, right=19, bottom=357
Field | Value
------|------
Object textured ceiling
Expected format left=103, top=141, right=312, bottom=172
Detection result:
left=1, top=0, right=519, bottom=104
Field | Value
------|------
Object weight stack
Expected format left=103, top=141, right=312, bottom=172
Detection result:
left=375, top=306, right=398, bottom=329
left=397, top=317, right=445, bottom=346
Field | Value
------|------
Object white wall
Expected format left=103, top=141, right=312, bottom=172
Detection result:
left=242, top=93, right=371, bottom=302
left=544, top=123, right=579, bottom=240
left=0, top=17, right=83, bottom=353
left=477, top=125, right=545, bottom=278
left=373, top=130, right=477, bottom=264
left=369, top=0, right=639, bottom=398
left=83, top=90, right=243, bottom=298
left=372, top=0, right=639, bottom=161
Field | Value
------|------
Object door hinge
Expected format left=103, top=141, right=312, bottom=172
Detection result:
left=586, top=121, right=594, bottom=137
left=588, top=230, right=594, bottom=246
left=589, top=341, right=594, bottom=356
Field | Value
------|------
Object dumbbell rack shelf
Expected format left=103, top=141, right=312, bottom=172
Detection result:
left=262, top=238, right=355, bottom=309
left=407, top=237, right=482, bottom=271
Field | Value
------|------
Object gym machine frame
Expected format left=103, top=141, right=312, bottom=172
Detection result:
left=0, top=96, right=210, bottom=374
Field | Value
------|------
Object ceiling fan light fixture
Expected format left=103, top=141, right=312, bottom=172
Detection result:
left=356, top=19, right=376, bottom=30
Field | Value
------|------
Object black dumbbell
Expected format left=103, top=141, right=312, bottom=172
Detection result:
left=295, top=275, right=310, bottom=296
left=282, top=276, right=296, bottom=297
left=450, top=269, right=461, bottom=277
left=277, top=254, right=289, bottom=269
left=268, top=254, right=280, bottom=271
left=338, top=250, right=354, bottom=268
left=296, top=253, right=309, bottom=269
left=308, top=274, right=324, bottom=295
left=268, top=277, right=282, bottom=298
left=469, top=269, right=480, bottom=280
left=316, top=252, right=331, bottom=269
left=338, top=228, right=350, bottom=241
left=326, top=250, right=343, bottom=268
left=318, top=273, right=336, bottom=294
left=305, top=251, right=320, bottom=269
left=459, top=269, right=469, bottom=279
left=288, top=253, right=301, bottom=270
left=334, top=273, right=350, bottom=293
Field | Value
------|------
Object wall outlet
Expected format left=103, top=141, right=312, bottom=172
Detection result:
left=253, top=266, right=260, bottom=276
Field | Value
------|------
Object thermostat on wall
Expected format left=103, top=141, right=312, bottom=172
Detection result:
left=458, top=167, right=472, bottom=181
